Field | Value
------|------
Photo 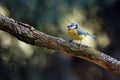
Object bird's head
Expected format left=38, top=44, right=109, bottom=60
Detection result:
left=67, top=23, right=78, bottom=30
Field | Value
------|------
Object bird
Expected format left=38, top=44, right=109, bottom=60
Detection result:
left=67, top=23, right=95, bottom=47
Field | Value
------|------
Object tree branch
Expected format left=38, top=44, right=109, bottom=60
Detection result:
left=0, top=14, right=120, bottom=76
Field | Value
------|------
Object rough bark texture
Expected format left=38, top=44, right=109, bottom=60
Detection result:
left=0, top=14, right=120, bottom=76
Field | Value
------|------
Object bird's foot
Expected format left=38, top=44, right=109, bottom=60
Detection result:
left=77, top=43, right=82, bottom=48
left=69, top=39, right=73, bottom=43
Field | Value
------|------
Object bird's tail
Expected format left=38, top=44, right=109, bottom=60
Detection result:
left=86, top=33, right=96, bottom=37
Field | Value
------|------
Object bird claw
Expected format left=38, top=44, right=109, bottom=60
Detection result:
left=77, top=44, right=82, bottom=48
left=69, top=39, right=73, bottom=43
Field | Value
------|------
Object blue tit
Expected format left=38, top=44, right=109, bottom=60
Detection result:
left=67, top=23, right=95, bottom=47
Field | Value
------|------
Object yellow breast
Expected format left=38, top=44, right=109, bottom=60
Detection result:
left=68, top=29, right=85, bottom=40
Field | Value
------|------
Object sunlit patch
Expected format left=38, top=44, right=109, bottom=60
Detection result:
left=0, top=31, right=12, bottom=48
left=17, top=41, right=34, bottom=57
left=0, top=5, right=9, bottom=16
left=82, top=36, right=96, bottom=47
left=97, top=33, right=110, bottom=48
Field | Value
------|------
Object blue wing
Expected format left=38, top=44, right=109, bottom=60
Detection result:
left=77, top=30, right=86, bottom=35
left=77, top=30, right=96, bottom=37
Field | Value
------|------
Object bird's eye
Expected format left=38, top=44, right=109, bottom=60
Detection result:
left=75, top=24, right=78, bottom=29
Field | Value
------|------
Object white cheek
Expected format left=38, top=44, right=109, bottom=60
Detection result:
left=70, top=26, right=76, bottom=29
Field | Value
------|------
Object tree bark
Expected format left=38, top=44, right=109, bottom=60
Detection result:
left=0, top=14, right=120, bottom=76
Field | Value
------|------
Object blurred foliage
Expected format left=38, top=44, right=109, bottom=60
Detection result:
left=0, top=0, right=120, bottom=80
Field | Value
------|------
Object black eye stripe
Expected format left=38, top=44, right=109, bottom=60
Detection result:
left=67, top=23, right=78, bottom=29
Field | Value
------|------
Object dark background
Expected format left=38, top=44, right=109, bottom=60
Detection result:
left=0, top=0, right=120, bottom=80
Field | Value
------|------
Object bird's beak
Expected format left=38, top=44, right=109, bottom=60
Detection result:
left=67, top=26, right=70, bottom=30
